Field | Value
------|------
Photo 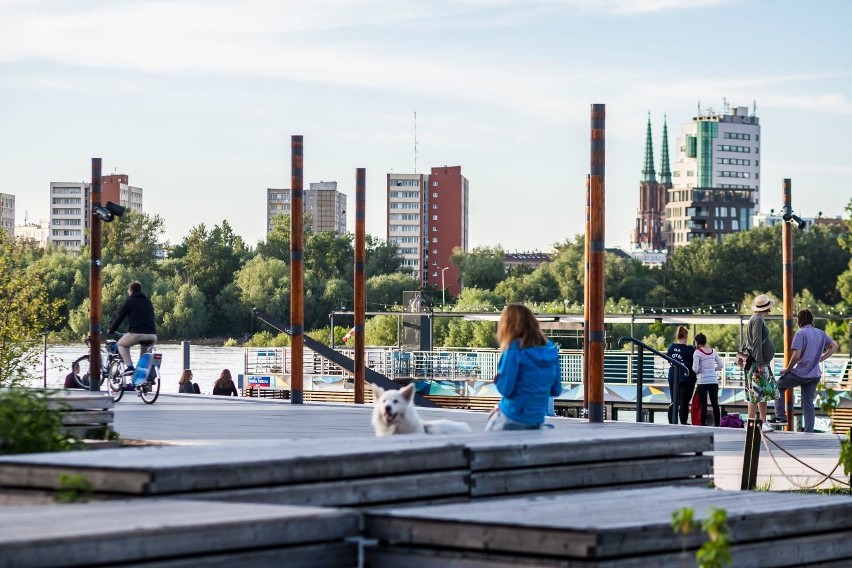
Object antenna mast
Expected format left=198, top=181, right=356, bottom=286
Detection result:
left=413, top=111, right=418, bottom=173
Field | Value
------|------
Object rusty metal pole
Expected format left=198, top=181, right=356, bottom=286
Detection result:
left=354, top=168, right=366, bottom=404
left=782, top=178, right=795, bottom=431
left=88, top=158, right=103, bottom=392
left=290, top=136, right=304, bottom=404
left=588, top=104, right=606, bottom=423
left=583, top=175, right=590, bottom=414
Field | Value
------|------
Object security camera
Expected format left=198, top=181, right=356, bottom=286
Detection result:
left=92, top=201, right=127, bottom=223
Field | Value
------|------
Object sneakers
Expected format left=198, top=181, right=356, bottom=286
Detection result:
left=122, top=366, right=135, bottom=376
left=767, top=416, right=787, bottom=425
left=761, top=423, right=774, bottom=433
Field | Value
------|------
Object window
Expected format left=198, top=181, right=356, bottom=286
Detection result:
left=432, top=248, right=437, bottom=254
left=432, top=237, right=438, bottom=243
left=432, top=192, right=438, bottom=198
left=432, top=226, right=437, bottom=232
left=432, top=182, right=438, bottom=186
left=432, top=215, right=437, bottom=220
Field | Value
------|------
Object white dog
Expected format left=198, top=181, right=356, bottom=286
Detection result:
left=371, top=383, right=472, bottom=436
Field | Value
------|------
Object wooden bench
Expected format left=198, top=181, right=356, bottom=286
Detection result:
left=48, top=391, right=115, bottom=439
left=303, top=390, right=375, bottom=404
left=242, top=388, right=290, bottom=399
left=425, top=396, right=500, bottom=412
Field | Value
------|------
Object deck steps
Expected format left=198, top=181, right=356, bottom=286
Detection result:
left=364, top=485, right=852, bottom=567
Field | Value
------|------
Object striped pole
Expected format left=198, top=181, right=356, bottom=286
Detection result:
left=781, top=178, right=794, bottom=431
left=88, top=158, right=103, bottom=392
left=354, top=168, right=366, bottom=404
left=290, top=136, right=304, bottom=404
left=588, top=104, right=606, bottom=423
left=583, top=174, right=590, bottom=413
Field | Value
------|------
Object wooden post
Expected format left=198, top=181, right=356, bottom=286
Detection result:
left=290, top=136, right=304, bottom=405
left=583, top=175, right=590, bottom=413
left=782, top=178, right=794, bottom=431
left=588, top=104, right=606, bottom=423
left=354, top=168, right=366, bottom=404
left=88, top=158, right=103, bottom=392
left=741, top=418, right=762, bottom=490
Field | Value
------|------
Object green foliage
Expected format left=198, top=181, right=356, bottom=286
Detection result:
left=451, top=246, right=506, bottom=291
left=0, top=389, right=79, bottom=454
left=55, top=473, right=93, bottom=503
left=366, top=235, right=405, bottom=276
left=100, top=211, right=165, bottom=270
left=697, top=509, right=732, bottom=568
left=671, top=507, right=732, bottom=568
left=244, top=331, right=291, bottom=347
left=365, top=315, right=400, bottom=346
left=367, top=273, right=420, bottom=309
left=0, top=237, right=64, bottom=386
left=838, top=434, right=852, bottom=479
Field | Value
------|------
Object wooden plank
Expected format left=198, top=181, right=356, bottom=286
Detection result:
left=126, top=542, right=357, bottom=568
left=0, top=437, right=468, bottom=494
left=60, top=410, right=114, bottom=425
left=365, top=544, right=584, bottom=567
left=0, top=499, right=359, bottom=568
left=47, top=392, right=114, bottom=411
left=177, top=470, right=469, bottom=507
left=365, top=486, right=852, bottom=560
left=469, top=456, right=712, bottom=497
left=467, top=426, right=713, bottom=471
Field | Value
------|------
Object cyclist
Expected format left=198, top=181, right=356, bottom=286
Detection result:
left=107, top=281, right=157, bottom=375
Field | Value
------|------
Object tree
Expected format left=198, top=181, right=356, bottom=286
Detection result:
left=171, top=221, right=250, bottom=302
left=0, top=237, right=63, bottom=386
left=234, top=256, right=290, bottom=325
left=365, top=315, right=400, bottom=346
left=305, top=231, right=353, bottom=281
left=100, top=211, right=165, bottom=270
left=153, top=281, right=209, bottom=338
left=548, top=236, right=585, bottom=304
left=835, top=199, right=852, bottom=304
left=451, top=246, right=506, bottom=291
left=366, top=235, right=404, bottom=276
left=367, top=273, right=420, bottom=309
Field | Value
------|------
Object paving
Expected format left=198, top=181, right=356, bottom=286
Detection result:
left=112, top=393, right=849, bottom=492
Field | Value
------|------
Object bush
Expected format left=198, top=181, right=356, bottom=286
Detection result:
left=0, top=389, right=80, bottom=454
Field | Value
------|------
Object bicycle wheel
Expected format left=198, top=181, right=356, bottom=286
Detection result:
left=139, top=366, right=161, bottom=404
left=107, top=359, right=125, bottom=402
left=72, top=355, right=105, bottom=390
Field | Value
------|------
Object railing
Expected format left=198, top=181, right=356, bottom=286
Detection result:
left=617, top=337, right=689, bottom=423
left=245, top=346, right=850, bottom=396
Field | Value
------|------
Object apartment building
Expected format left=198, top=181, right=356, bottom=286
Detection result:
left=266, top=181, right=347, bottom=235
left=387, top=166, right=468, bottom=296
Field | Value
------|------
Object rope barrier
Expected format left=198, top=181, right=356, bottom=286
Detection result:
left=758, top=430, right=847, bottom=489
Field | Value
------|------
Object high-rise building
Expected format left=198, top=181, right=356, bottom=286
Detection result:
left=0, top=193, right=14, bottom=239
left=387, top=166, right=468, bottom=296
left=48, top=182, right=88, bottom=253
left=631, top=115, right=671, bottom=251
left=265, top=181, right=348, bottom=236
left=48, top=175, right=143, bottom=254
left=666, top=104, right=761, bottom=249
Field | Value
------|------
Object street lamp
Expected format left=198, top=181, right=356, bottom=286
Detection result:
left=441, top=267, right=449, bottom=306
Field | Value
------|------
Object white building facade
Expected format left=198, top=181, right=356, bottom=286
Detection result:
left=667, top=105, right=761, bottom=248
left=48, top=182, right=89, bottom=253
left=15, top=218, right=50, bottom=247
left=386, top=173, right=425, bottom=277
left=0, top=193, right=14, bottom=239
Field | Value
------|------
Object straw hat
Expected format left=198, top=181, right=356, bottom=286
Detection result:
left=751, top=294, right=775, bottom=312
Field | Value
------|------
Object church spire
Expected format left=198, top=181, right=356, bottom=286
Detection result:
left=642, top=113, right=656, bottom=183
left=660, top=114, right=672, bottom=186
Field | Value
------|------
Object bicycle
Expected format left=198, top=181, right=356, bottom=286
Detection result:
left=74, top=335, right=161, bottom=404
left=106, top=337, right=162, bottom=405
left=72, top=336, right=122, bottom=398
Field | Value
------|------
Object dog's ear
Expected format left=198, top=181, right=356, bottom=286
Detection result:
left=400, top=383, right=415, bottom=402
left=371, top=383, right=384, bottom=398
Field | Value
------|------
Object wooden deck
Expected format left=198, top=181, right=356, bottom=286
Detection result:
left=0, top=500, right=359, bottom=568
left=0, top=424, right=712, bottom=506
left=365, top=485, right=852, bottom=567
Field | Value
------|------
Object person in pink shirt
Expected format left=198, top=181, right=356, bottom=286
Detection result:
left=692, top=333, right=723, bottom=427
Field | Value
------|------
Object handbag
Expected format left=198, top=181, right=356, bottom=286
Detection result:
left=734, top=348, right=752, bottom=369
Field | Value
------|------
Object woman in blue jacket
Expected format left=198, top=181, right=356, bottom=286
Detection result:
left=486, top=304, right=563, bottom=430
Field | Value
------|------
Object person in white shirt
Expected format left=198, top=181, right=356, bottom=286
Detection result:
left=692, top=333, right=724, bottom=427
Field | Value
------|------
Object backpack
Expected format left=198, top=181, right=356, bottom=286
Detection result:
left=719, top=413, right=744, bottom=428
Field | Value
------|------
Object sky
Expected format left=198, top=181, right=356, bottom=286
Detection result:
left=1, top=0, right=850, bottom=252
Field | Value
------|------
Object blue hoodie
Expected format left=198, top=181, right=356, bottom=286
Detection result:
left=495, top=339, right=563, bottom=425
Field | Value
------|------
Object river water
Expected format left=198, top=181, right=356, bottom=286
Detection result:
left=26, top=343, right=246, bottom=396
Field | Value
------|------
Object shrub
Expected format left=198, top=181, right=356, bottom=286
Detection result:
left=0, top=389, right=80, bottom=454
